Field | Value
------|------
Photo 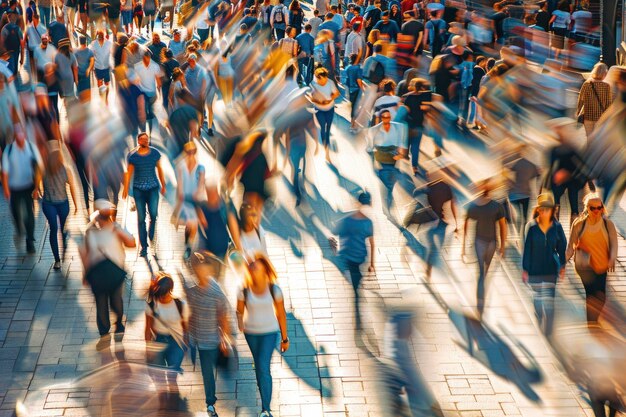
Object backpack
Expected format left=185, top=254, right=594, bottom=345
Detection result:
left=3, top=22, right=21, bottom=53
left=367, top=59, right=385, bottom=84
left=428, top=53, right=448, bottom=75
left=430, top=19, right=446, bottom=55
left=274, top=6, right=284, bottom=23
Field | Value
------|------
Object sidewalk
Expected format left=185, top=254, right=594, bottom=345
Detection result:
left=2, top=81, right=626, bottom=417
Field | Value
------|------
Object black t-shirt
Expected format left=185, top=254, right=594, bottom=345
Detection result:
left=148, top=41, right=166, bottom=64
left=162, top=58, right=180, bottom=82
left=365, top=7, right=381, bottom=28
left=403, top=90, right=432, bottom=128
left=197, top=202, right=230, bottom=258
left=490, top=11, right=506, bottom=39
left=467, top=199, right=505, bottom=242
left=401, top=19, right=423, bottom=38
left=536, top=9, right=550, bottom=31
left=427, top=180, right=453, bottom=220
left=107, top=0, right=121, bottom=18
left=470, top=65, right=485, bottom=97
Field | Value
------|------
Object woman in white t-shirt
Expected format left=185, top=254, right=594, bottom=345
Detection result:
left=237, top=202, right=268, bottom=262
left=549, top=0, right=571, bottom=59
left=309, top=66, right=340, bottom=164
left=145, top=273, right=190, bottom=381
left=236, top=254, right=289, bottom=417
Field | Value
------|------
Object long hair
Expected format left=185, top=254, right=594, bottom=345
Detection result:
left=244, top=253, right=278, bottom=288
left=147, top=272, right=174, bottom=302
left=582, top=192, right=606, bottom=217
left=47, top=149, right=64, bottom=176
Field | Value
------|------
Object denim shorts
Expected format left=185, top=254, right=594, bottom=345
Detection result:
left=95, top=68, right=110, bottom=83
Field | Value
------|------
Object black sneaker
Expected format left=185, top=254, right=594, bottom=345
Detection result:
left=183, top=246, right=192, bottom=260
left=53, top=261, right=61, bottom=270
left=115, top=323, right=125, bottom=334
left=139, top=248, right=148, bottom=257
left=207, top=128, right=214, bottom=136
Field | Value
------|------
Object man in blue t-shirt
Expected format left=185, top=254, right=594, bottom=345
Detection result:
left=344, top=53, right=364, bottom=130
left=123, top=132, right=167, bottom=257
left=330, top=191, right=374, bottom=330
left=296, top=23, right=314, bottom=84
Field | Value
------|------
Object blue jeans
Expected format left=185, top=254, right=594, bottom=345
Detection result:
left=297, top=57, right=313, bottom=85
left=245, top=332, right=278, bottom=412
left=154, top=334, right=185, bottom=372
left=408, top=127, right=423, bottom=169
left=42, top=200, right=70, bottom=262
left=345, top=260, right=363, bottom=330
left=315, top=108, right=334, bottom=148
left=38, top=5, right=51, bottom=27
left=376, top=163, right=398, bottom=210
left=197, top=348, right=219, bottom=406
left=133, top=187, right=159, bottom=251
left=529, top=282, right=556, bottom=336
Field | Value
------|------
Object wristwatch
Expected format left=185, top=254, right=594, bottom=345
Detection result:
left=282, top=337, right=289, bottom=344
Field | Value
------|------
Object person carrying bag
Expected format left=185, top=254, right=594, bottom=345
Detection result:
left=566, top=193, right=618, bottom=324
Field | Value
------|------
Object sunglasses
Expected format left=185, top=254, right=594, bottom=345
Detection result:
left=588, top=205, right=603, bottom=212
left=316, top=74, right=328, bottom=79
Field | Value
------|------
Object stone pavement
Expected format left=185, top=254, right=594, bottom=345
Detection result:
left=2, top=78, right=626, bottom=417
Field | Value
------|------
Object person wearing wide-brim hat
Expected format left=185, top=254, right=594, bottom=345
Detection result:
left=79, top=199, right=136, bottom=337
left=521, top=192, right=567, bottom=337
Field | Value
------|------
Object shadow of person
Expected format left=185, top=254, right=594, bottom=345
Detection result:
left=326, top=163, right=364, bottom=198
left=279, top=312, right=334, bottom=398
left=262, top=201, right=305, bottom=258
left=448, top=309, right=542, bottom=402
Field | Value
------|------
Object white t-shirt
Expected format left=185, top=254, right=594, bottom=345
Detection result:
left=237, top=285, right=283, bottom=334
left=310, top=80, right=339, bottom=111
left=1, top=141, right=43, bottom=190
left=84, top=223, right=128, bottom=270
left=134, top=60, right=162, bottom=97
left=196, top=6, right=210, bottom=29
left=240, top=226, right=268, bottom=261
left=145, top=299, right=190, bottom=338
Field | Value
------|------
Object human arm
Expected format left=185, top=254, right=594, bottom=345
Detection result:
left=145, top=312, right=155, bottom=340
left=450, top=196, right=458, bottom=232
left=72, top=60, right=78, bottom=85
left=114, top=223, right=137, bottom=247
left=607, top=219, right=618, bottom=272
left=87, top=55, right=94, bottom=77
left=565, top=219, right=579, bottom=261
left=462, top=215, right=468, bottom=257
left=156, top=159, right=166, bottom=195
left=235, top=299, right=245, bottom=332
left=498, top=217, right=507, bottom=256
left=414, top=30, right=423, bottom=54
left=576, top=82, right=588, bottom=115
left=557, top=222, right=567, bottom=279
left=368, top=235, right=375, bottom=271
left=122, top=163, right=134, bottom=199
left=2, top=171, right=9, bottom=199
left=521, top=223, right=532, bottom=282
left=273, top=291, right=290, bottom=352
left=66, top=168, right=79, bottom=214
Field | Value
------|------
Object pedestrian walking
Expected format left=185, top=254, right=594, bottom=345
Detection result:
left=122, top=132, right=167, bottom=257
left=236, top=254, right=290, bottom=417
left=566, top=193, right=618, bottom=324
left=330, top=191, right=375, bottom=331
left=309, top=67, right=340, bottom=164
left=522, top=192, right=567, bottom=336
left=462, top=180, right=507, bottom=318
left=145, top=273, right=189, bottom=389
left=576, top=62, right=612, bottom=139
left=80, top=199, right=136, bottom=337
left=186, top=251, right=233, bottom=417
left=367, top=109, right=407, bottom=222
left=39, top=144, right=78, bottom=270
left=2, top=123, right=43, bottom=254
left=237, top=202, right=268, bottom=262
left=173, top=141, right=206, bottom=260
left=506, top=144, right=540, bottom=238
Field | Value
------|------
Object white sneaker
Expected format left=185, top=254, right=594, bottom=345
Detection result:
left=207, top=405, right=219, bottom=417
left=259, top=411, right=272, bottom=417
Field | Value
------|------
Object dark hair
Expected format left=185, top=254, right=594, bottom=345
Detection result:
left=79, top=35, right=87, bottom=45
left=557, top=0, right=569, bottom=12
left=382, top=79, right=396, bottom=93
left=373, top=43, right=383, bottom=53
left=247, top=254, right=278, bottom=284
left=462, top=50, right=473, bottom=60
left=476, top=55, right=486, bottom=65
left=148, top=273, right=174, bottom=300
left=289, top=0, right=300, bottom=10
left=164, top=48, right=173, bottom=59
left=430, top=10, right=438, bottom=17
left=325, top=12, right=334, bottom=19
left=304, top=23, right=312, bottom=31
left=313, top=9, right=319, bottom=15
left=138, top=132, right=149, bottom=140
left=349, top=53, right=358, bottom=64
left=486, top=57, right=496, bottom=70
left=381, top=10, right=389, bottom=16
left=380, top=109, right=391, bottom=117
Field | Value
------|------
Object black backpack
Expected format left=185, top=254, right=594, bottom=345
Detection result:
left=148, top=298, right=184, bottom=318
left=3, top=22, right=21, bottom=53
left=368, top=60, right=385, bottom=84
left=274, top=6, right=284, bottom=23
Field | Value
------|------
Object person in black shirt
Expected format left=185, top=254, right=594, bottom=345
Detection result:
left=161, top=49, right=179, bottom=111
left=402, top=77, right=431, bottom=176
left=535, top=1, right=550, bottom=31
left=467, top=55, right=487, bottom=128
left=490, top=3, right=507, bottom=45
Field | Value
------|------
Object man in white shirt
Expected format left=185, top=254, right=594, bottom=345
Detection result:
left=368, top=109, right=407, bottom=221
left=89, top=29, right=113, bottom=104
left=32, top=33, right=56, bottom=80
left=344, top=22, right=364, bottom=65
left=134, top=49, right=162, bottom=133
left=2, top=123, right=44, bottom=253
left=278, top=26, right=298, bottom=57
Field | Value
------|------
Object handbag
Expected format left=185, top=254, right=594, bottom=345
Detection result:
left=574, top=247, right=591, bottom=270
left=216, top=327, right=238, bottom=374
left=374, top=145, right=398, bottom=165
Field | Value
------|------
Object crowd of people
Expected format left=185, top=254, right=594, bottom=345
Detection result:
left=0, top=0, right=625, bottom=416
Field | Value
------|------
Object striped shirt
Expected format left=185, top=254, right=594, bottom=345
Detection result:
left=183, top=278, right=228, bottom=350
left=577, top=80, right=613, bottom=122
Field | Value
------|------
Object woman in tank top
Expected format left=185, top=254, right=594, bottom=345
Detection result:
left=236, top=254, right=289, bottom=417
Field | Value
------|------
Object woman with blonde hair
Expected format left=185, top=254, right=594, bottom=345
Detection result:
left=366, top=28, right=381, bottom=58
left=576, top=62, right=612, bottom=138
left=38, top=145, right=78, bottom=269
left=566, top=193, right=618, bottom=324
left=314, top=29, right=336, bottom=77
left=236, top=254, right=289, bottom=417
